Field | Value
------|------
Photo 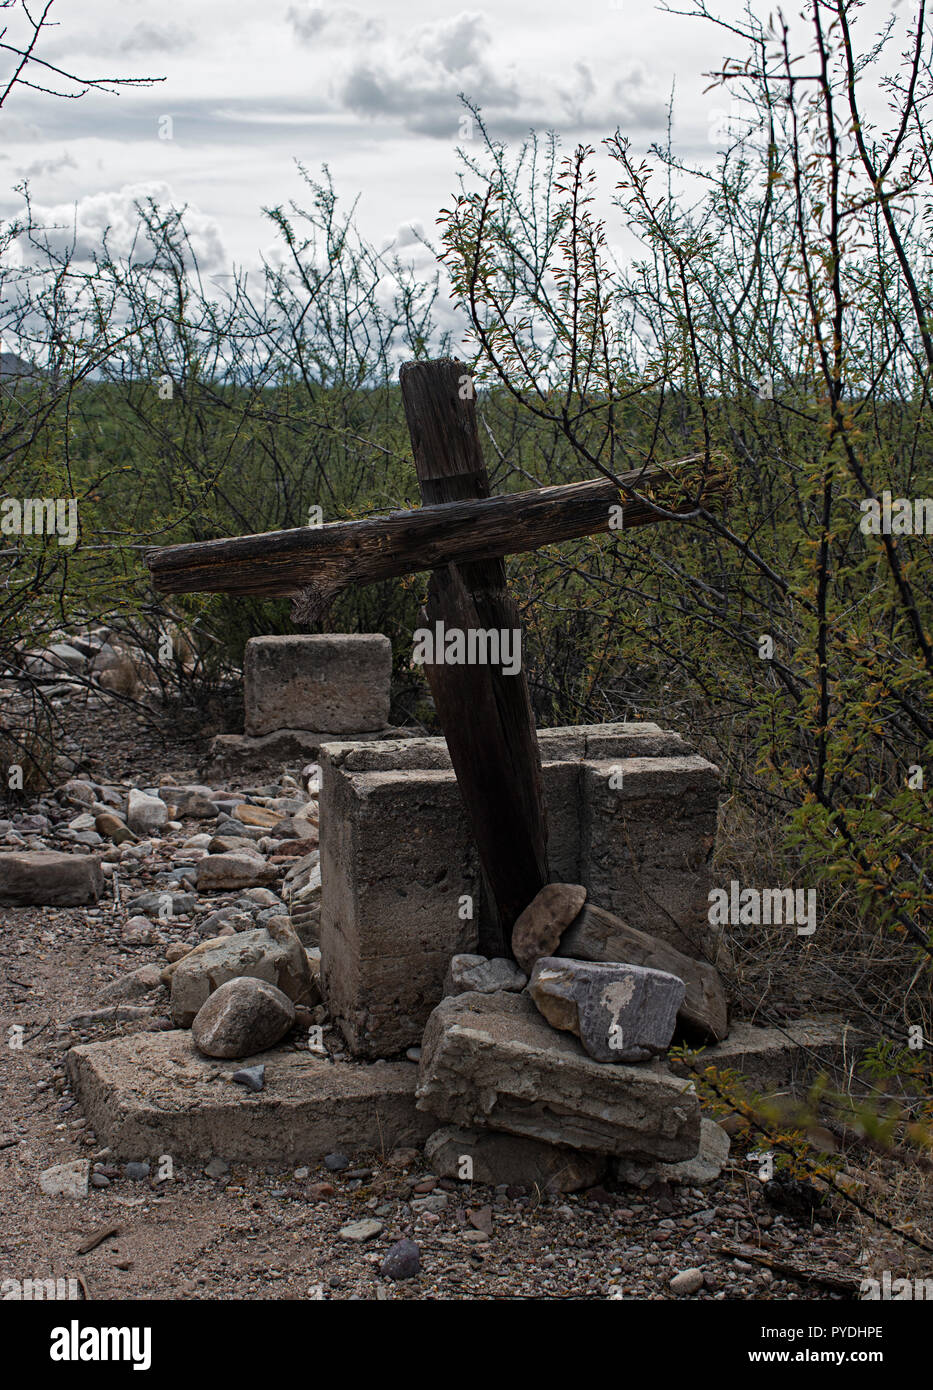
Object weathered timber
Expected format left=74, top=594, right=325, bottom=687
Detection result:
left=145, top=461, right=725, bottom=613
left=400, top=358, right=549, bottom=956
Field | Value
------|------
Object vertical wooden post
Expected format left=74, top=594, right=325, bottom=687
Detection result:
left=399, top=357, right=550, bottom=957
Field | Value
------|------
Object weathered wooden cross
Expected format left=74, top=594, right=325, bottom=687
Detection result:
left=147, top=357, right=725, bottom=958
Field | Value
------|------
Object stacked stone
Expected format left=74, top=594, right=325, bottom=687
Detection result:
left=315, top=722, right=732, bottom=1188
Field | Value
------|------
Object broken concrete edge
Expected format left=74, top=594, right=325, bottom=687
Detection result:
left=416, top=992, right=703, bottom=1163
left=65, top=1030, right=433, bottom=1164
left=61, top=1016, right=856, bottom=1176
left=671, top=1017, right=870, bottom=1096
left=317, top=722, right=711, bottom=774
left=204, top=726, right=411, bottom=780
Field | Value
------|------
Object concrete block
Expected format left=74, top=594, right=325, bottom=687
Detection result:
left=244, top=634, right=391, bottom=736
left=318, top=724, right=720, bottom=1057
left=580, top=755, right=718, bottom=959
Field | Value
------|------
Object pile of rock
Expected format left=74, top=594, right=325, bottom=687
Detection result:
left=3, top=625, right=184, bottom=711
left=413, top=882, right=731, bottom=1189
left=1, top=766, right=326, bottom=1070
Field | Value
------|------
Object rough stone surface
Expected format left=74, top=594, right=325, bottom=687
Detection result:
left=528, top=956, right=685, bottom=1063
left=232, top=1064, right=265, bottom=1092
left=167, top=924, right=315, bottom=1027
left=319, top=762, right=481, bottom=1058
left=206, top=727, right=404, bottom=780
left=66, top=1030, right=433, bottom=1162
left=192, top=977, right=297, bottom=1058
left=442, top=954, right=528, bottom=997
left=614, top=1117, right=731, bottom=1188
left=425, top=1125, right=607, bottom=1192
left=558, top=902, right=728, bottom=1042
left=39, top=1159, right=90, bottom=1198
left=339, top=1218, right=383, bottom=1243
left=580, top=756, right=719, bottom=959
left=319, top=725, right=720, bottom=1057
left=511, top=884, right=587, bottom=974
left=126, top=788, right=169, bottom=836
left=671, top=1268, right=705, bottom=1296
left=0, top=851, right=103, bottom=906
left=380, top=1238, right=421, bottom=1280
left=416, top=991, right=700, bottom=1161
left=671, top=1017, right=864, bottom=1094
left=196, top=853, right=278, bottom=892
left=244, top=634, right=391, bottom=737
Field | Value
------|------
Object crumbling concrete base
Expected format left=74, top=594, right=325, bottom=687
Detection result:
left=66, top=1030, right=432, bottom=1163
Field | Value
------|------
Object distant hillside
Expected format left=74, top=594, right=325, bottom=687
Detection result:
left=0, top=352, right=40, bottom=379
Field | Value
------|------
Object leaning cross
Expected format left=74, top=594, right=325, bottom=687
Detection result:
left=147, top=357, right=725, bottom=958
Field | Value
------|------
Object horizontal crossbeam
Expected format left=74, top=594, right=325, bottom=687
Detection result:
left=145, top=456, right=726, bottom=608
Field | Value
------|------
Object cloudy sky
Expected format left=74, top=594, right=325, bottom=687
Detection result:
left=0, top=0, right=908, bottom=281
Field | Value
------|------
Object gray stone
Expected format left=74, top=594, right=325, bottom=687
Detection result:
left=67, top=1030, right=431, bottom=1162
left=416, top=991, right=700, bottom=1161
left=197, top=853, right=278, bottom=892
left=125, top=1160, right=150, bottom=1180
left=425, top=1126, right=607, bottom=1193
left=126, top=890, right=196, bottom=919
left=126, top=788, right=168, bottom=836
left=670, top=1017, right=865, bottom=1095
left=324, top=1152, right=350, bottom=1171
left=39, top=1159, right=89, bottom=1198
left=0, top=851, right=103, bottom=906
left=167, top=923, right=315, bottom=1027
left=580, top=756, right=719, bottom=959
left=558, top=902, right=728, bottom=1042
left=121, top=916, right=158, bottom=945
left=613, top=1117, right=730, bottom=1188
left=319, top=761, right=480, bottom=1058
left=528, top=956, right=685, bottom=1062
left=232, top=1064, right=265, bottom=1092
left=98, top=964, right=163, bottom=1003
left=442, top=954, right=528, bottom=997
left=511, top=883, right=587, bottom=973
left=204, top=1158, right=229, bottom=1179
left=158, top=787, right=218, bottom=818
left=192, top=978, right=296, bottom=1058
left=244, top=634, right=392, bottom=736
left=206, top=728, right=402, bottom=781
left=670, top=1268, right=704, bottom=1296
left=380, top=1238, right=420, bottom=1280
left=339, top=1218, right=383, bottom=1243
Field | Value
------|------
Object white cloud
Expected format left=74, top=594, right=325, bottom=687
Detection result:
left=328, top=9, right=664, bottom=139
left=18, top=151, right=78, bottom=179
left=285, top=4, right=384, bottom=46
left=118, top=22, right=195, bottom=53
left=28, top=182, right=226, bottom=269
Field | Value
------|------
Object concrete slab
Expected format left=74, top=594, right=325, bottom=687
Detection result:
left=66, top=1030, right=432, bottom=1163
left=672, top=1017, right=865, bottom=1093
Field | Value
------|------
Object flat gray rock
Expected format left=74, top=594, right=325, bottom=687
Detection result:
left=614, top=1116, right=730, bottom=1188
left=557, top=902, right=728, bottom=1042
left=443, top=954, right=528, bottom=997
left=0, top=851, right=103, bottom=906
left=197, top=853, right=278, bottom=892
left=529, top=956, right=685, bottom=1062
left=416, top=990, right=700, bottom=1161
